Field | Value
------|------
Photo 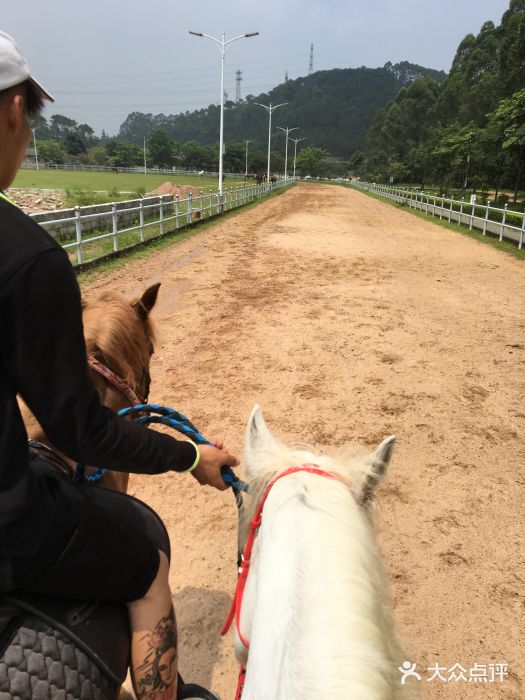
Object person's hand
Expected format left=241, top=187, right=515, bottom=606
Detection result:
left=190, top=441, right=239, bottom=491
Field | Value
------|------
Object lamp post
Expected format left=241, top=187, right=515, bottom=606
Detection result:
left=244, top=140, right=252, bottom=177
left=189, top=30, right=259, bottom=198
left=32, top=129, right=39, bottom=170
left=290, top=137, right=305, bottom=178
left=277, top=126, right=298, bottom=180
left=255, top=102, right=287, bottom=184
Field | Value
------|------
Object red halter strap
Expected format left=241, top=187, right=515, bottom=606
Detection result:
left=87, top=355, right=142, bottom=407
left=221, top=465, right=341, bottom=650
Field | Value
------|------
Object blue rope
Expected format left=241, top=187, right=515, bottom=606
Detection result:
left=75, top=463, right=107, bottom=483
left=76, top=404, right=247, bottom=502
left=118, top=404, right=247, bottom=497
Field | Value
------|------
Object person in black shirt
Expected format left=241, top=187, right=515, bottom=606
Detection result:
left=0, top=31, right=238, bottom=700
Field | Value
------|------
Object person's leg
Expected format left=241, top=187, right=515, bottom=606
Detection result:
left=127, top=551, right=178, bottom=700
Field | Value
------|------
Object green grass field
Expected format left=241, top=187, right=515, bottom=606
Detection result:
left=13, top=168, right=244, bottom=193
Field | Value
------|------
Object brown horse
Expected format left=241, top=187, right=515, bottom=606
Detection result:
left=21, top=282, right=160, bottom=493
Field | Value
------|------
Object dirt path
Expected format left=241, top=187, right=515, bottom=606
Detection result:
left=83, top=184, right=524, bottom=699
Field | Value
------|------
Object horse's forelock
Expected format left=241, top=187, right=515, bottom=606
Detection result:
left=82, top=292, right=155, bottom=387
left=240, top=442, right=373, bottom=547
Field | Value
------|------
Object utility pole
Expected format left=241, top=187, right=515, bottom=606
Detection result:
left=277, top=126, right=298, bottom=180
left=235, top=69, right=242, bottom=102
left=464, top=152, right=471, bottom=191
left=32, top=129, right=39, bottom=170
left=285, top=69, right=289, bottom=82
left=143, top=135, right=147, bottom=175
left=290, top=137, right=305, bottom=178
left=255, top=102, right=287, bottom=185
left=189, top=30, right=259, bottom=196
left=244, top=140, right=252, bottom=177
left=308, top=43, right=314, bottom=74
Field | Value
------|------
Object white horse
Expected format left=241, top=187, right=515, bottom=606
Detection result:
left=227, top=405, right=417, bottom=700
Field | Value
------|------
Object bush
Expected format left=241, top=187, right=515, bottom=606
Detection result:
left=65, top=187, right=110, bottom=207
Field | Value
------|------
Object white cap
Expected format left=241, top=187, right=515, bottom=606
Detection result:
left=0, top=31, right=53, bottom=102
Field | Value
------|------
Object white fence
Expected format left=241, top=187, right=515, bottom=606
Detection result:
left=31, top=179, right=294, bottom=266
left=353, top=182, right=525, bottom=250
left=21, top=162, right=245, bottom=177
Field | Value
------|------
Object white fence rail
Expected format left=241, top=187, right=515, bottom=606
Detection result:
left=353, top=182, right=525, bottom=250
left=21, top=162, right=245, bottom=177
left=30, top=179, right=294, bottom=266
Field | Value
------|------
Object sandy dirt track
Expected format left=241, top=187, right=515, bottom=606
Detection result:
left=82, top=184, right=524, bottom=699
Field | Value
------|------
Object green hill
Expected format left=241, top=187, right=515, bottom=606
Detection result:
left=118, top=62, right=446, bottom=159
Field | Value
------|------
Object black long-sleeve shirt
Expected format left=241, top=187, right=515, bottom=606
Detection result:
left=0, top=196, right=196, bottom=557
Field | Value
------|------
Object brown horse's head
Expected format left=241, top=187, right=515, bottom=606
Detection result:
left=82, top=282, right=161, bottom=405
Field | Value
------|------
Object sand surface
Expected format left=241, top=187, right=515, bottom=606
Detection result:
left=83, top=184, right=524, bottom=699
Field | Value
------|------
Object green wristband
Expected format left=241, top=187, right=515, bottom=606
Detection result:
left=185, top=440, right=201, bottom=473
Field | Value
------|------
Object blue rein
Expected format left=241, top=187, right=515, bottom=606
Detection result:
left=76, top=404, right=247, bottom=506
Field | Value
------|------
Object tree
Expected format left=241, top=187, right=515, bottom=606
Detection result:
left=36, top=140, right=66, bottom=164
left=486, top=87, right=525, bottom=200
left=107, top=142, right=142, bottom=168
left=181, top=140, right=211, bottom=169
left=295, top=147, right=329, bottom=177
left=148, top=128, right=173, bottom=168
left=49, top=114, right=78, bottom=140
left=64, top=133, right=86, bottom=155
left=224, top=143, right=245, bottom=173
left=87, top=145, right=108, bottom=165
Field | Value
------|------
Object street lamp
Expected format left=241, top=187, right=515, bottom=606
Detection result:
left=244, top=140, right=252, bottom=177
left=277, top=126, right=298, bottom=180
left=32, top=128, right=39, bottom=170
left=189, top=30, right=259, bottom=198
left=290, top=137, right=305, bottom=178
left=255, top=102, right=287, bottom=185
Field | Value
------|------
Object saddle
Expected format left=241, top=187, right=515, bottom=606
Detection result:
left=0, top=445, right=218, bottom=700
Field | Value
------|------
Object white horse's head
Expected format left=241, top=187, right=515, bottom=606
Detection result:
left=244, top=404, right=395, bottom=508
left=233, top=406, right=411, bottom=700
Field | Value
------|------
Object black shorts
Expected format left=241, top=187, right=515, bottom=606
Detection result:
left=9, top=457, right=170, bottom=603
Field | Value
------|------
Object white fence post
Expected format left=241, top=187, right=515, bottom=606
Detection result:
left=75, top=206, right=83, bottom=264
left=216, top=191, right=221, bottom=214
left=519, top=213, right=525, bottom=250
left=159, top=195, right=164, bottom=235
left=139, top=198, right=145, bottom=242
left=209, top=190, right=213, bottom=216
left=200, top=190, right=204, bottom=218
left=499, top=204, right=508, bottom=242
left=483, top=201, right=490, bottom=235
left=175, top=194, right=180, bottom=228
left=111, top=203, right=118, bottom=252
left=187, top=191, right=192, bottom=224
left=458, top=197, right=464, bottom=226
left=448, top=198, right=453, bottom=222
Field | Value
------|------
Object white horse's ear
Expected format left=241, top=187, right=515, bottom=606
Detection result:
left=357, top=435, right=396, bottom=505
left=244, top=405, right=277, bottom=476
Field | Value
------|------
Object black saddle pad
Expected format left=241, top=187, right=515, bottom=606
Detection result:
left=0, top=591, right=130, bottom=687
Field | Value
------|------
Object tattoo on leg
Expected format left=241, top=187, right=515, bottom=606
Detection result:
left=136, top=607, right=178, bottom=699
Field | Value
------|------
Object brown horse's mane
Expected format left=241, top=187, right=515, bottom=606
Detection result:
left=82, top=291, right=155, bottom=388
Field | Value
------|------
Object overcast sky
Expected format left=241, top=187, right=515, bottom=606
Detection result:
left=4, top=0, right=511, bottom=135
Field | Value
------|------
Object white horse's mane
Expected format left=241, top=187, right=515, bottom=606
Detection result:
left=236, top=407, right=418, bottom=700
